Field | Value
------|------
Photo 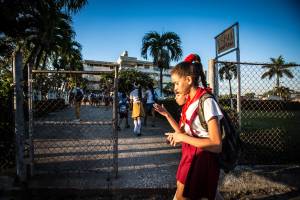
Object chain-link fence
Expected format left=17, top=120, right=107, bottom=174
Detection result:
left=0, top=94, right=15, bottom=171
left=215, top=61, right=300, bottom=164
left=28, top=70, right=118, bottom=180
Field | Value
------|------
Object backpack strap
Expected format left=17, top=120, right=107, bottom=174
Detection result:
left=197, top=93, right=214, bottom=132
left=186, top=92, right=213, bottom=136
left=185, top=110, right=200, bottom=137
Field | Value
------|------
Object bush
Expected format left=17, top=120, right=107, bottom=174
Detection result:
left=33, top=98, right=67, bottom=117
left=219, top=98, right=300, bottom=111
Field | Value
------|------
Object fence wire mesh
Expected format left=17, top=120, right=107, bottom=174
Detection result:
left=30, top=71, right=116, bottom=177
left=216, top=61, right=300, bottom=164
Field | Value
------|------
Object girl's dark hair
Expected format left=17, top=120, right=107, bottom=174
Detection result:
left=138, top=86, right=142, bottom=100
left=171, top=54, right=207, bottom=88
left=148, top=83, right=154, bottom=97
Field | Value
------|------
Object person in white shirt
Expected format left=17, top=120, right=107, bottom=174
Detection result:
left=144, top=83, right=156, bottom=127
left=129, top=83, right=145, bottom=136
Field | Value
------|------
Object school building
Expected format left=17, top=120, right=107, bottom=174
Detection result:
left=82, top=51, right=172, bottom=94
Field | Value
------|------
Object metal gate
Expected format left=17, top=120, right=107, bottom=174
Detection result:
left=27, top=69, right=119, bottom=179
left=213, top=60, right=300, bottom=164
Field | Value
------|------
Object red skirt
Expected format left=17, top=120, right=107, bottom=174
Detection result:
left=176, top=143, right=220, bottom=200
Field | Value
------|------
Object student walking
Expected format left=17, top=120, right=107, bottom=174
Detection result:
left=72, top=83, right=84, bottom=121
left=155, top=54, right=223, bottom=200
left=144, top=83, right=157, bottom=127
left=118, top=92, right=130, bottom=130
left=130, top=83, right=145, bottom=136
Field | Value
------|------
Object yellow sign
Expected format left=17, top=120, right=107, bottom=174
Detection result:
left=216, top=27, right=235, bottom=54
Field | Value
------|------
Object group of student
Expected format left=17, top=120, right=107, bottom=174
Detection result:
left=118, top=53, right=226, bottom=199
left=73, top=53, right=229, bottom=199
left=88, top=90, right=112, bottom=107
left=117, top=83, right=157, bottom=136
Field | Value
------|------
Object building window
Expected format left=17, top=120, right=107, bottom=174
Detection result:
left=144, top=65, right=150, bottom=69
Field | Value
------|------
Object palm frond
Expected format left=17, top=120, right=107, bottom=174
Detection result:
left=282, top=69, right=294, bottom=78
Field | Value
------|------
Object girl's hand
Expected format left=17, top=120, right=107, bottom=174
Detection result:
left=165, top=132, right=184, bottom=146
left=153, top=103, right=169, bottom=117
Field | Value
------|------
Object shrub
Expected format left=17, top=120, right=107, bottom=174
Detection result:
left=33, top=99, right=67, bottom=117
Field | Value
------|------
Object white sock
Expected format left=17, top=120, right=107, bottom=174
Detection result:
left=133, top=119, right=138, bottom=134
left=137, top=118, right=142, bottom=133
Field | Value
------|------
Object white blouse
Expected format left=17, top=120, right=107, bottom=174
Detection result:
left=183, top=98, right=223, bottom=138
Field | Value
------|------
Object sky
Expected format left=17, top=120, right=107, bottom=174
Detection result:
left=72, top=0, right=300, bottom=69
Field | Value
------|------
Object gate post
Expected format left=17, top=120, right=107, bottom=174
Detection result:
left=27, top=62, right=34, bottom=177
left=208, top=59, right=218, bottom=99
left=236, top=23, right=242, bottom=129
left=13, top=50, right=26, bottom=182
left=112, top=65, right=119, bottom=178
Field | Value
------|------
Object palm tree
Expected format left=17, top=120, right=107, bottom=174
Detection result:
left=56, top=0, right=88, bottom=14
left=1, top=0, right=87, bottom=69
left=219, top=62, right=237, bottom=108
left=0, top=0, right=87, bottom=105
left=23, top=0, right=83, bottom=69
left=141, top=31, right=182, bottom=96
left=261, top=55, right=294, bottom=89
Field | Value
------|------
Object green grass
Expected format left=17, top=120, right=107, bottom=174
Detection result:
left=239, top=110, right=300, bottom=164
left=241, top=110, right=299, bottom=131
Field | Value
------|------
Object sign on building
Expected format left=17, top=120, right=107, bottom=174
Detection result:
left=216, top=27, right=235, bottom=54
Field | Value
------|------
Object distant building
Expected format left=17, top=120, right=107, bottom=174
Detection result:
left=82, top=51, right=172, bottom=94
left=290, top=92, right=300, bottom=102
left=261, top=95, right=283, bottom=101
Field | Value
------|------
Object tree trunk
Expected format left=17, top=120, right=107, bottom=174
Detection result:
left=33, top=46, right=42, bottom=70
left=35, top=46, right=45, bottom=69
left=276, top=74, right=280, bottom=88
left=159, top=68, right=163, bottom=97
left=42, top=52, right=48, bottom=69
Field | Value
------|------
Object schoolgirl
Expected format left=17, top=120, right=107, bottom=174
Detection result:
left=155, top=54, right=223, bottom=200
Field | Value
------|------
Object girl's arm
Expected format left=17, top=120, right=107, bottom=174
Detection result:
left=165, top=112, right=182, bottom=133
left=153, top=104, right=183, bottom=133
left=166, top=117, right=222, bottom=153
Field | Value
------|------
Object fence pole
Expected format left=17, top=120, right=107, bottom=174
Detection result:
left=208, top=59, right=215, bottom=92
left=13, top=50, right=26, bottom=182
left=236, top=23, right=242, bottom=129
left=27, top=63, right=34, bottom=177
left=112, top=65, right=119, bottom=178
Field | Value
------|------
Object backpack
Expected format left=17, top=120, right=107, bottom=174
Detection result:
left=153, top=90, right=158, bottom=102
left=75, top=88, right=84, bottom=102
left=197, top=93, right=241, bottom=173
left=119, top=97, right=128, bottom=114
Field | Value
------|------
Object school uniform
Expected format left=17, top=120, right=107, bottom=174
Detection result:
left=130, top=88, right=145, bottom=119
left=145, top=89, right=155, bottom=113
left=177, top=87, right=223, bottom=200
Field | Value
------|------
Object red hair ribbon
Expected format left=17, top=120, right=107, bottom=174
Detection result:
left=184, top=54, right=197, bottom=63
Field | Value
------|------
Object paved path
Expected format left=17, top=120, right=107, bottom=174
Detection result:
left=29, top=104, right=181, bottom=190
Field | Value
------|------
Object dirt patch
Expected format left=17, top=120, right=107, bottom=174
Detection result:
left=220, top=165, right=300, bottom=199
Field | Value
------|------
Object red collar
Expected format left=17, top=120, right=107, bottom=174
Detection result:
left=179, top=87, right=211, bottom=127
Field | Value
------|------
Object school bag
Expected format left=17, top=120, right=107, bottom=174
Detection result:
left=153, top=90, right=159, bottom=102
left=119, top=97, right=128, bottom=113
left=75, top=88, right=84, bottom=102
left=197, top=93, right=241, bottom=173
